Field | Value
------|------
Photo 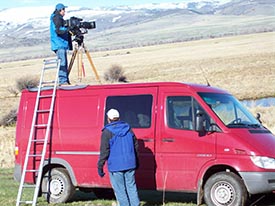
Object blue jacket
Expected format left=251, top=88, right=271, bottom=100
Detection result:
left=98, top=121, right=138, bottom=172
left=50, top=10, right=69, bottom=51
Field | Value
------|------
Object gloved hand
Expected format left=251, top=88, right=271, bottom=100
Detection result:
left=135, top=158, right=140, bottom=170
left=98, top=168, right=105, bottom=177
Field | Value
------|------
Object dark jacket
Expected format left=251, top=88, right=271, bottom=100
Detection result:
left=98, top=120, right=139, bottom=172
left=50, top=10, right=70, bottom=51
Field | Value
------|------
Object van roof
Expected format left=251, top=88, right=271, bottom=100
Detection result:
left=87, top=82, right=228, bottom=93
left=26, top=82, right=229, bottom=94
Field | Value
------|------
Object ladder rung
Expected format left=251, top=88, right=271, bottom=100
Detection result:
left=31, top=139, right=46, bottom=143
left=19, top=201, right=33, bottom=204
left=44, top=59, right=58, bottom=64
left=37, top=109, right=50, bottom=113
left=25, top=169, right=39, bottom=172
left=42, top=80, right=55, bottom=84
left=23, top=184, right=36, bottom=188
left=39, top=94, right=53, bottom=98
left=44, top=66, right=58, bottom=70
left=28, top=154, right=42, bottom=157
left=34, top=124, right=47, bottom=128
left=40, top=85, right=54, bottom=88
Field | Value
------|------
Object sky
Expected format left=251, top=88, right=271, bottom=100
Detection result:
left=0, top=0, right=188, bottom=9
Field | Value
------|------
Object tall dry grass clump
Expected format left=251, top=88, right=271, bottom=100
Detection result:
left=0, top=127, right=15, bottom=168
left=0, top=109, right=17, bottom=127
left=104, top=64, right=128, bottom=83
left=16, top=76, right=39, bottom=91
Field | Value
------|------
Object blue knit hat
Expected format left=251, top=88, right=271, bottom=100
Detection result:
left=55, top=3, right=67, bottom=11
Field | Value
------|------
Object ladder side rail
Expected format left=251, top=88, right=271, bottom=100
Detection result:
left=32, top=59, right=60, bottom=205
left=16, top=62, right=47, bottom=206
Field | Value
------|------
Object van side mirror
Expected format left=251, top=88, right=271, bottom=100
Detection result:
left=195, top=110, right=204, bottom=132
left=256, top=113, right=262, bottom=124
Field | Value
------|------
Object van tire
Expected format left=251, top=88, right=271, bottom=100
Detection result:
left=204, top=171, right=247, bottom=206
left=42, top=168, right=75, bottom=203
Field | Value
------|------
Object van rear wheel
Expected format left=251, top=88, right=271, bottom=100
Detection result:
left=204, top=171, right=247, bottom=206
left=42, top=168, right=75, bottom=203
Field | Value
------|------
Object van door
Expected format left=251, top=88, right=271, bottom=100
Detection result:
left=104, top=87, right=158, bottom=189
left=55, top=89, right=102, bottom=186
left=156, top=91, right=216, bottom=191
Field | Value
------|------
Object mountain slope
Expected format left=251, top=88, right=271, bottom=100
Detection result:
left=0, top=0, right=274, bottom=62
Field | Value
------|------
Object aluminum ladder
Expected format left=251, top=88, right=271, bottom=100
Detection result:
left=16, top=58, right=60, bottom=206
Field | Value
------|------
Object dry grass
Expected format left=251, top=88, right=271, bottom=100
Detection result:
left=0, top=127, right=15, bottom=168
left=0, top=32, right=274, bottom=100
left=250, top=106, right=275, bottom=133
left=0, top=32, right=274, bottom=168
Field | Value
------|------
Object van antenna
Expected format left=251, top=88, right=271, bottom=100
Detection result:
left=199, top=65, right=211, bottom=86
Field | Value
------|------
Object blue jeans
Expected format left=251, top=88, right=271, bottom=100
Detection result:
left=56, top=49, right=69, bottom=84
left=109, top=169, right=140, bottom=206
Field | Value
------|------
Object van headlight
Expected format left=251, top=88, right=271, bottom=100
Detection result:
left=250, top=156, right=275, bottom=169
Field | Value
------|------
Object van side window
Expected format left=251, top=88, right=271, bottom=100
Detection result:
left=167, top=96, right=213, bottom=131
left=106, top=95, right=153, bottom=128
left=167, top=96, right=193, bottom=130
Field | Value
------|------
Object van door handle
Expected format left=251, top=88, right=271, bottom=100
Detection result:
left=162, top=138, right=175, bottom=142
left=141, top=138, right=154, bottom=142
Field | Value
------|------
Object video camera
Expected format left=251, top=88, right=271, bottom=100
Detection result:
left=65, top=16, right=96, bottom=44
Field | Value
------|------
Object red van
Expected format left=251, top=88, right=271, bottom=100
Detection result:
left=14, top=82, right=275, bottom=205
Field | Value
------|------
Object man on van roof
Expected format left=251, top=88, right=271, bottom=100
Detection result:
left=98, top=109, right=140, bottom=206
left=50, top=3, right=71, bottom=85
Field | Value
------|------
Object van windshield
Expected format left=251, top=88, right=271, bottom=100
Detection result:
left=198, top=92, right=261, bottom=128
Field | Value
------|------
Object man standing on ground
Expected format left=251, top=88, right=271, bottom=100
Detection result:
left=50, top=3, right=71, bottom=85
left=98, top=109, right=140, bottom=206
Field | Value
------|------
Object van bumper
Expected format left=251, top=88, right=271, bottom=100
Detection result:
left=239, top=172, right=275, bottom=194
left=14, top=163, right=21, bottom=182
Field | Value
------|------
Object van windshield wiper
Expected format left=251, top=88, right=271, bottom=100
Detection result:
left=227, top=122, right=248, bottom=128
left=227, top=122, right=261, bottom=128
left=247, top=123, right=261, bottom=128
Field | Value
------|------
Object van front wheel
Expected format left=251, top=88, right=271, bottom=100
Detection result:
left=42, top=168, right=75, bottom=203
left=204, top=172, right=247, bottom=206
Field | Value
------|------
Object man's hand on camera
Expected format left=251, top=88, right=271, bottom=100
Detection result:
left=68, top=30, right=74, bottom=36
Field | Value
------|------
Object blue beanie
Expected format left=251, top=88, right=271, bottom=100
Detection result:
left=55, top=3, right=67, bottom=11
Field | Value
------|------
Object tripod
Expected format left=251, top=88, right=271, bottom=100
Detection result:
left=68, top=35, right=101, bottom=83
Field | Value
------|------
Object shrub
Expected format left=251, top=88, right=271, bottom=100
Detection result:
left=6, top=87, right=19, bottom=97
left=16, top=76, right=39, bottom=91
left=104, top=65, right=128, bottom=83
left=0, top=109, right=17, bottom=127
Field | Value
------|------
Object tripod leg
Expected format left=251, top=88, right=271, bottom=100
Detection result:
left=84, top=45, right=101, bottom=84
left=68, top=48, right=78, bottom=75
left=77, top=49, right=80, bottom=80
left=78, top=50, right=84, bottom=81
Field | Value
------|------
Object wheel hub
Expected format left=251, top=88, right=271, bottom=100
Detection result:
left=50, top=177, right=64, bottom=197
left=212, top=181, right=235, bottom=205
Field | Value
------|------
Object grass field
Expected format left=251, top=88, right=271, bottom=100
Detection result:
left=0, top=32, right=275, bottom=205
left=1, top=168, right=275, bottom=206
left=0, top=168, right=199, bottom=206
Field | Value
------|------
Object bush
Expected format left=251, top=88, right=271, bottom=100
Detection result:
left=104, top=65, right=128, bottom=83
left=6, top=87, right=19, bottom=97
left=0, top=109, right=17, bottom=127
left=16, top=76, right=39, bottom=91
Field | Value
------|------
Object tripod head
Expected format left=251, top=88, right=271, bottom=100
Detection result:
left=73, top=34, right=84, bottom=46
